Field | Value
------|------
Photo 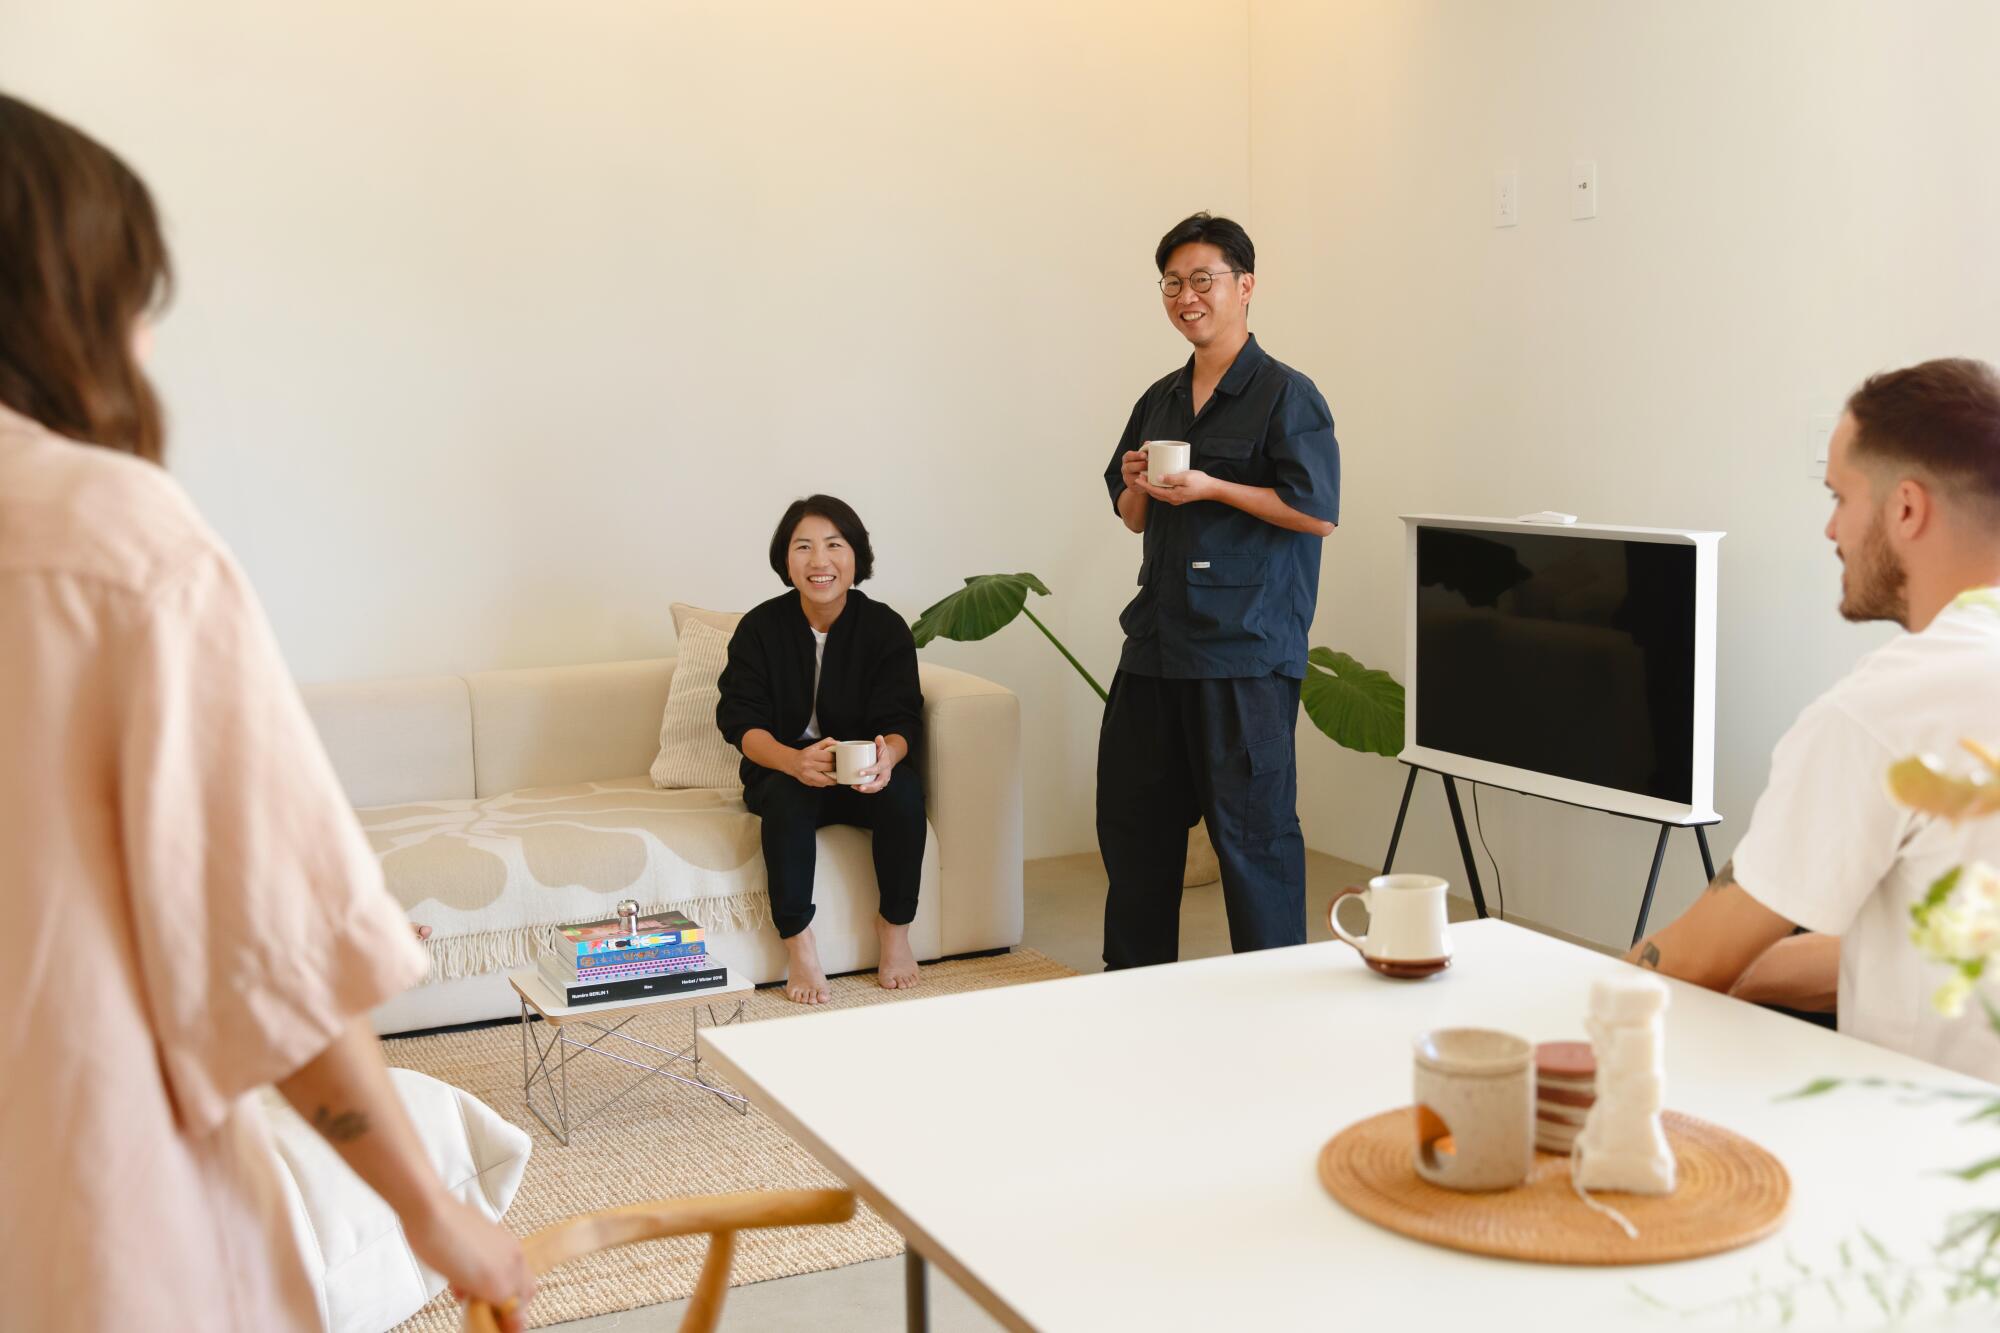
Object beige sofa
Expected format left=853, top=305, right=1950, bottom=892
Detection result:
left=302, top=657, right=1022, bottom=1034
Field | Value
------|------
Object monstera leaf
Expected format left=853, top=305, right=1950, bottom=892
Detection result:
left=1300, top=647, right=1405, bottom=758
left=912, top=572, right=1107, bottom=701
left=912, top=573, right=1051, bottom=644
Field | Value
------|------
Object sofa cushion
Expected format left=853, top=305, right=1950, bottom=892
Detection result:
left=671, top=601, right=744, bottom=637
left=262, top=1067, right=530, bottom=1333
left=466, top=659, right=672, bottom=798
left=359, top=777, right=772, bottom=981
left=301, top=675, right=476, bottom=808
left=650, top=618, right=742, bottom=790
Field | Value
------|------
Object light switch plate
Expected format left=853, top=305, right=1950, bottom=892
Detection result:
left=1494, top=170, right=1518, bottom=228
left=1807, top=412, right=1837, bottom=475
left=1571, top=158, right=1598, bottom=220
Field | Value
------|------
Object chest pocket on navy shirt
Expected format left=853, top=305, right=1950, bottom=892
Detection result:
left=1197, top=435, right=1257, bottom=481
left=1184, top=554, right=1269, bottom=644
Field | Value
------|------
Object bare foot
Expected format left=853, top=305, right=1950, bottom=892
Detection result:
left=876, top=918, right=920, bottom=990
left=783, top=927, right=832, bottom=1005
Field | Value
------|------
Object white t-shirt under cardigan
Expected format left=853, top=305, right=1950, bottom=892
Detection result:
left=1733, top=590, right=2000, bottom=1084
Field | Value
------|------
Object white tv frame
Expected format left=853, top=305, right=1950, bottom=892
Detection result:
left=1400, top=514, right=1723, bottom=827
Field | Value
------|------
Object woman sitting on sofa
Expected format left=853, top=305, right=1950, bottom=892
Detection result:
left=718, top=494, right=926, bottom=1004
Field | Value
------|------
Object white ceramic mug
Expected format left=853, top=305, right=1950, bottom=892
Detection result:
left=833, top=739, right=878, bottom=785
left=1329, top=873, right=1453, bottom=978
left=1142, top=439, right=1191, bottom=485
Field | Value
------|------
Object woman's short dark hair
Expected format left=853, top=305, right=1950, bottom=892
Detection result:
left=0, top=94, right=174, bottom=463
left=767, top=494, right=874, bottom=584
left=1154, top=211, right=1255, bottom=276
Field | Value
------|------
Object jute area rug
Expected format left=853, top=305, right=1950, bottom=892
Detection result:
left=387, top=948, right=1077, bottom=1330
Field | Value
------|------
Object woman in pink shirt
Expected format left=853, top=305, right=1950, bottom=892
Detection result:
left=0, top=94, right=533, bottom=1330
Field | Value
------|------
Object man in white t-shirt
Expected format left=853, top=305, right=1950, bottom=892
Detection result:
left=1629, top=357, right=2000, bottom=1083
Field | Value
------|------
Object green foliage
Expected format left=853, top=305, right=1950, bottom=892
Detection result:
left=1300, top=648, right=1405, bottom=757
left=911, top=573, right=1052, bottom=646
left=1780, top=1076, right=1846, bottom=1100
left=1913, top=865, right=1965, bottom=924
left=910, top=573, right=1105, bottom=701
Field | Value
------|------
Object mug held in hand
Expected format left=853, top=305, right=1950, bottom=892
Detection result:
left=1141, top=440, right=1191, bottom=485
left=833, top=739, right=879, bottom=786
left=1329, top=873, right=1453, bottom=979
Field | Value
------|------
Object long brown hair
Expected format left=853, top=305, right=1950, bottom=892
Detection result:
left=0, top=93, right=173, bottom=462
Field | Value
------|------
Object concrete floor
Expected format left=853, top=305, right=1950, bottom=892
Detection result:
left=550, top=848, right=1410, bottom=1332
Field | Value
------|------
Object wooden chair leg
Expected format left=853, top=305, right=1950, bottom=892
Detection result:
left=679, top=1230, right=737, bottom=1333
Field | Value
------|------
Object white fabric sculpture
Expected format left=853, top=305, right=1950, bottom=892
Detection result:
left=1574, top=974, right=1676, bottom=1195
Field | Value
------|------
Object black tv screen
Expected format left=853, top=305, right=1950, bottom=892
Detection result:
left=1415, top=526, right=1697, bottom=803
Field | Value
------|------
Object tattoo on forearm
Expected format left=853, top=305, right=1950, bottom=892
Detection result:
left=1638, top=942, right=1662, bottom=970
left=1704, top=859, right=1737, bottom=894
left=310, top=1105, right=370, bottom=1143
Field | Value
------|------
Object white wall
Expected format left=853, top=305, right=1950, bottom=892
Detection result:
left=0, top=0, right=1250, bottom=858
left=12, top=2, right=1995, bottom=914
left=1251, top=0, right=2000, bottom=946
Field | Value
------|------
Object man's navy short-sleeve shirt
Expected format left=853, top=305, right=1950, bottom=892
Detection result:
left=1102, top=334, right=1340, bottom=680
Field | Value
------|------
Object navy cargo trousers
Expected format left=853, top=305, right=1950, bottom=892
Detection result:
left=1096, top=669, right=1307, bottom=969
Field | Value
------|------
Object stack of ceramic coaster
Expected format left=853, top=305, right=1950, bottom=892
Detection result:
left=1533, top=1040, right=1596, bottom=1155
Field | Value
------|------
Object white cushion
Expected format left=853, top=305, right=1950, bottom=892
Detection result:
left=466, top=659, right=673, bottom=798
left=651, top=618, right=743, bottom=790
left=262, top=1068, right=532, bottom=1333
left=670, top=601, right=744, bottom=637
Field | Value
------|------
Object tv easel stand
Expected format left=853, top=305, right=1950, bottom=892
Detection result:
left=1380, top=762, right=1720, bottom=947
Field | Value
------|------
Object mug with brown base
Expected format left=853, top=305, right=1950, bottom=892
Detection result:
left=1329, top=873, right=1453, bottom=979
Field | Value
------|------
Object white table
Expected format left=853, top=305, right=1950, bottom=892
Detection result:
left=702, top=923, right=2000, bottom=1331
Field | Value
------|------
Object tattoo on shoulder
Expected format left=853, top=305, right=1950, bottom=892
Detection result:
left=1703, top=859, right=1737, bottom=894
left=1638, top=942, right=1662, bottom=970
left=310, top=1105, right=370, bottom=1143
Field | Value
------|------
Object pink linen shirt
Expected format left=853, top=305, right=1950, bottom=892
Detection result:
left=0, top=404, right=428, bottom=1331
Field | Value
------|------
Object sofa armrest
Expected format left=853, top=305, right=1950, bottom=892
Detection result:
left=917, top=663, right=1023, bottom=956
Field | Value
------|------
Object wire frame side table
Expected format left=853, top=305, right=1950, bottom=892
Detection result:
left=508, top=970, right=753, bottom=1146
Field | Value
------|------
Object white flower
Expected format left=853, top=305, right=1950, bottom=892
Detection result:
left=1934, top=972, right=1977, bottom=1019
left=1911, top=864, right=2000, bottom=964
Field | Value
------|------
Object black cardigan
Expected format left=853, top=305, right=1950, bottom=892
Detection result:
left=715, top=589, right=925, bottom=782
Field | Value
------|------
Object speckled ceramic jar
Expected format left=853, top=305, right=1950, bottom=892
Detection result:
left=1412, top=1028, right=1534, bottom=1191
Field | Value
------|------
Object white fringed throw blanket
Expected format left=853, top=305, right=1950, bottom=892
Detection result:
left=356, top=777, right=770, bottom=982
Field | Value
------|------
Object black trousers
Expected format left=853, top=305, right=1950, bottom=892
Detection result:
left=742, top=765, right=927, bottom=939
left=1096, top=670, right=1306, bottom=969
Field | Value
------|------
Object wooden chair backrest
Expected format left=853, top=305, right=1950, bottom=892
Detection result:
left=462, top=1188, right=855, bottom=1333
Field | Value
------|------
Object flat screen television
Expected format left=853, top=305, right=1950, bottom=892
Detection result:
left=1401, top=515, right=1721, bottom=825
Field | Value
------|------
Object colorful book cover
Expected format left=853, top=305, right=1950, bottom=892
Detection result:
left=569, top=940, right=706, bottom=968
left=540, top=964, right=730, bottom=1007
left=558, top=953, right=709, bottom=983
left=553, top=910, right=705, bottom=956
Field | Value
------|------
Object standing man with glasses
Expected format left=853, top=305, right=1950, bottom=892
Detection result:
left=1097, top=211, right=1341, bottom=969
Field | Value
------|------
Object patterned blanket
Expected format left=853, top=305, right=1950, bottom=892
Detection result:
left=357, top=777, right=770, bottom=983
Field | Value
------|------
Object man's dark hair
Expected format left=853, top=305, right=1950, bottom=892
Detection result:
left=767, top=494, right=875, bottom=584
left=1154, top=212, right=1255, bottom=275
left=1846, top=358, right=2000, bottom=520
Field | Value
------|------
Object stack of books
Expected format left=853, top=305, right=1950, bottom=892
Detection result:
left=536, top=908, right=729, bottom=1006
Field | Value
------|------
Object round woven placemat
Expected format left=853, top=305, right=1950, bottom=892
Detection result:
left=1319, top=1107, right=1789, bottom=1266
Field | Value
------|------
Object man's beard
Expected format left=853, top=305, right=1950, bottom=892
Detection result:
left=1839, top=516, right=1909, bottom=626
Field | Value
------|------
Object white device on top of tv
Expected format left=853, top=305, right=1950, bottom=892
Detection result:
left=1400, top=514, right=1722, bottom=828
